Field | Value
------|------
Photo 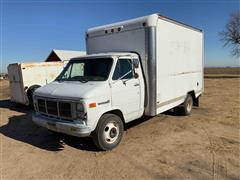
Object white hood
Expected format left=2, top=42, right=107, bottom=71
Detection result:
left=34, top=81, right=110, bottom=100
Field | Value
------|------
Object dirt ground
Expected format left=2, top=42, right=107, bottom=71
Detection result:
left=0, top=78, right=239, bottom=180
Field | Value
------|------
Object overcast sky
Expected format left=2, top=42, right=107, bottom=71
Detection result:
left=1, top=0, right=240, bottom=72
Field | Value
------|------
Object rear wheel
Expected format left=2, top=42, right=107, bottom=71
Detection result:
left=181, top=94, right=193, bottom=115
left=93, top=114, right=124, bottom=151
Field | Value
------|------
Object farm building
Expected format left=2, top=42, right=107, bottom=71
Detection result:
left=45, top=49, right=86, bottom=62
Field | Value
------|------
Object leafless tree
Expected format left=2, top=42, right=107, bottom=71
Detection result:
left=219, top=11, right=240, bottom=58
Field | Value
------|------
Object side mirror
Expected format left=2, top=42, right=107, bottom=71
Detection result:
left=134, top=73, right=139, bottom=79
left=133, top=59, right=139, bottom=69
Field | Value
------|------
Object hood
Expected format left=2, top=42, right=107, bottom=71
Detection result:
left=34, top=81, right=110, bottom=100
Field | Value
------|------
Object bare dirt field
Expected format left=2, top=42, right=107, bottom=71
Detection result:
left=204, top=67, right=240, bottom=75
left=204, top=67, right=240, bottom=78
left=0, top=77, right=240, bottom=179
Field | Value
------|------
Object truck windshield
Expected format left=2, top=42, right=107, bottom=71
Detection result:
left=56, top=58, right=113, bottom=82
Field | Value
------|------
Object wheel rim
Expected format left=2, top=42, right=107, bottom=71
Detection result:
left=103, top=121, right=120, bottom=144
left=186, top=98, right=193, bottom=112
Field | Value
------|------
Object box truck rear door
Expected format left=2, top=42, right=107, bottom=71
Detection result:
left=8, top=64, right=26, bottom=104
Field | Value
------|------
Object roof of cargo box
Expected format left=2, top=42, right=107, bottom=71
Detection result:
left=87, top=13, right=202, bottom=38
left=70, top=52, right=139, bottom=60
left=45, top=49, right=86, bottom=62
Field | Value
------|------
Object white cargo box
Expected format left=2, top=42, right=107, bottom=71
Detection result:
left=86, top=13, right=204, bottom=116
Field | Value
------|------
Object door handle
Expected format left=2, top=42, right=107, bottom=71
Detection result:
left=134, top=83, right=140, bottom=87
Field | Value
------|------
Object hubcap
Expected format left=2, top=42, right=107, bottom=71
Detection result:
left=103, top=121, right=119, bottom=144
left=110, top=128, right=117, bottom=138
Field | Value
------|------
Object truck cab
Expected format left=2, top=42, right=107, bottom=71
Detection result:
left=32, top=52, right=145, bottom=150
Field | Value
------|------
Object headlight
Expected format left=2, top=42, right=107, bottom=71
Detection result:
left=76, top=103, right=85, bottom=112
left=76, top=102, right=86, bottom=119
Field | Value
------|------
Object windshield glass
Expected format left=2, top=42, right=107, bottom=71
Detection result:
left=56, top=58, right=113, bottom=82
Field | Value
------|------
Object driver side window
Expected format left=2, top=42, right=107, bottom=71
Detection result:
left=112, top=59, right=133, bottom=80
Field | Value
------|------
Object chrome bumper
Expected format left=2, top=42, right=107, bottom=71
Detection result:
left=32, top=114, right=91, bottom=137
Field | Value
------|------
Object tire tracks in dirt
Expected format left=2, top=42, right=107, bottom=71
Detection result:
left=196, top=122, right=229, bottom=179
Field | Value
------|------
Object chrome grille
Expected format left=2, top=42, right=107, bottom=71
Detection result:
left=37, top=98, right=73, bottom=119
left=46, top=100, right=58, bottom=116
left=59, top=102, right=72, bottom=118
left=38, top=99, right=46, bottom=113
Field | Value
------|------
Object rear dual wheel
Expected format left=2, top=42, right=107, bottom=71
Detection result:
left=93, top=114, right=124, bottom=151
left=182, top=94, right=193, bottom=115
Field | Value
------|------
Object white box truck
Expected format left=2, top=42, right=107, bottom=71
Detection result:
left=8, top=61, right=67, bottom=105
left=32, top=14, right=204, bottom=150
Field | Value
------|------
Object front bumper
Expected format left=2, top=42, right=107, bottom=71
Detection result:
left=32, top=114, right=92, bottom=137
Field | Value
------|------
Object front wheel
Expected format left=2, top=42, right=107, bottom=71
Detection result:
left=93, top=114, right=124, bottom=151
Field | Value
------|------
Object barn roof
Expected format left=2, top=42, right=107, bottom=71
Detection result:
left=45, top=49, right=86, bottom=62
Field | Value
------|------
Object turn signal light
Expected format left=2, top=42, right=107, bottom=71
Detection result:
left=89, top=102, right=97, bottom=108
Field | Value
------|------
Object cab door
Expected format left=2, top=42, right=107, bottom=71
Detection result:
left=111, top=58, right=141, bottom=122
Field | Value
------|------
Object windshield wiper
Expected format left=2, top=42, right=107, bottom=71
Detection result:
left=56, top=77, right=88, bottom=83
left=56, top=79, right=64, bottom=83
left=78, top=79, right=88, bottom=83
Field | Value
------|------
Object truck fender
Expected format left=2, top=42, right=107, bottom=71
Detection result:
left=92, top=108, right=126, bottom=131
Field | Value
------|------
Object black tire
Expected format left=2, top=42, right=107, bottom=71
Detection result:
left=93, top=114, right=124, bottom=151
left=181, top=94, right=193, bottom=116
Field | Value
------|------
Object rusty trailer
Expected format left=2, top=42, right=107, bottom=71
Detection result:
left=7, top=61, right=68, bottom=105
